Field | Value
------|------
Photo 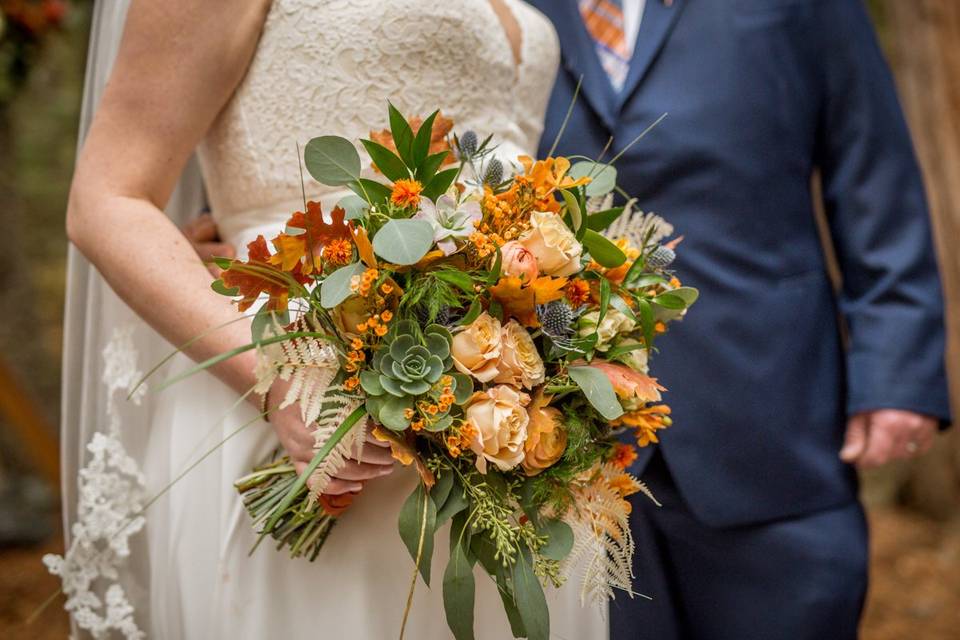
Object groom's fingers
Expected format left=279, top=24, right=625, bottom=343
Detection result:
left=839, top=413, right=868, bottom=463
left=857, top=417, right=896, bottom=469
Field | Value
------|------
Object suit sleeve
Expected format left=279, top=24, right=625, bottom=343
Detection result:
left=812, top=0, right=951, bottom=423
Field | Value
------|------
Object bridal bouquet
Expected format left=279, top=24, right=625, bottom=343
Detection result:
left=215, top=105, right=696, bottom=640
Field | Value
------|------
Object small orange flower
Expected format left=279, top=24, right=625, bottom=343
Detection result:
left=655, top=321, right=667, bottom=334
left=350, top=338, right=364, bottom=350
left=381, top=283, right=394, bottom=295
left=356, top=322, right=368, bottom=332
left=380, top=310, right=393, bottom=322
left=611, top=443, right=638, bottom=469
left=323, top=238, right=354, bottom=266
left=374, top=325, right=388, bottom=337
left=403, top=408, right=415, bottom=419
left=390, top=179, right=423, bottom=209
left=565, top=279, right=591, bottom=306
left=344, top=376, right=360, bottom=391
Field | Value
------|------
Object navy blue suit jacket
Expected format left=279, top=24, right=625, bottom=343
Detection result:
left=527, top=0, right=951, bottom=526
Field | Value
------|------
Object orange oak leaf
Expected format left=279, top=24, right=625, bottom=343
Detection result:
left=490, top=276, right=568, bottom=327
left=269, top=202, right=352, bottom=276
left=221, top=235, right=295, bottom=312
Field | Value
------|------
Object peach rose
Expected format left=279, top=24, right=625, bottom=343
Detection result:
left=494, top=321, right=546, bottom=389
left=452, top=312, right=502, bottom=382
left=466, top=385, right=530, bottom=473
left=522, top=391, right=567, bottom=475
left=520, top=211, right=582, bottom=277
left=499, top=240, right=539, bottom=282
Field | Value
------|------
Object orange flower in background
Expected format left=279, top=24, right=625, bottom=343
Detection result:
left=611, top=442, right=638, bottom=469
left=370, top=112, right=456, bottom=168
left=390, top=179, right=423, bottom=209
left=496, top=155, right=592, bottom=214
left=221, top=235, right=305, bottom=312
left=489, top=275, right=567, bottom=327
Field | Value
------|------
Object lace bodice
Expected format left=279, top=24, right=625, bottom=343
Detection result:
left=197, top=0, right=560, bottom=244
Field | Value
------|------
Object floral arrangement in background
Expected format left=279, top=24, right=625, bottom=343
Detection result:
left=0, top=0, right=67, bottom=103
left=210, top=104, right=697, bottom=640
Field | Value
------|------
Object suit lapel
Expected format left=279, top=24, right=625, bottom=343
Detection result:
left=616, top=0, right=686, bottom=110
left=529, top=0, right=619, bottom=131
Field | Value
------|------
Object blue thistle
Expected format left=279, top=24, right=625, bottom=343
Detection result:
left=646, top=245, right=676, bottom=270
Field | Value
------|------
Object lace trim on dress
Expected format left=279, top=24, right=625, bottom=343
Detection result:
left=44, top=327, right=148, bottom=640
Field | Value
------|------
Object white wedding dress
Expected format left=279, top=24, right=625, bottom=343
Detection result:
left=58, top=1, right=608, bottom=638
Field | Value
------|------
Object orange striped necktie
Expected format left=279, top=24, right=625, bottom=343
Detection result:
left=579, top=0, right=630, bottom=91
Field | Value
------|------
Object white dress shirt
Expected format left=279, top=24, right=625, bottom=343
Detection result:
left=622, top=0, right=646, bottom=57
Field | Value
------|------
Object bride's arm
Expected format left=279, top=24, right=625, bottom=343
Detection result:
left=68, top=1, right=394, bottom=492
left=67, top=0, right=271, bottom=394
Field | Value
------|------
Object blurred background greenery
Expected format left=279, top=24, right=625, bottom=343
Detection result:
left=0, top=1, right=956, bottom=638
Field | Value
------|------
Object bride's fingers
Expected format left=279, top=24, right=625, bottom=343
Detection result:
left=323, top=478, right=365, bottom=495
left=365, top=428, right=391, bottom=447
left=333, top=460, right=395, bottom=481
left=347, top=441, right=395, bottom=466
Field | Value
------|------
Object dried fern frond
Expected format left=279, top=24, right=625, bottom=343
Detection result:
left=306, top=386, right=366, bottom=497
left=603, top=205, right=674, bottom=250
left=562, top=462, right=642, bottom=607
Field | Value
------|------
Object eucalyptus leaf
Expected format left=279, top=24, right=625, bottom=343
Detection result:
left=336, top=194, right=369, bottom=220
left=436, top=481, right=469, bottom=529
left=450, top=372, right=474, bottom=405
left=583, top=229, right=627, bottom=268
left=569, top=161, right=617, bottom=197
left=512, top=553, right=550, bottom=640
left=568, top=366, right=624, bottom=420
left=443, top=536, right=476, bottom=640
left=304, top=135, right=361, bottom=186
left=670, top=286, right=699, bottom=306
left=373, top=219, right=435, bottom=265
left=319, top=262, right=365, bottom=309
left=538, top=519, right=575, bottom=562
left=398, top=482, right=438, bottom=586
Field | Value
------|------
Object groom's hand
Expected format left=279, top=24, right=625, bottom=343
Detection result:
left=184, top=212, right=235, bottom=275
left=839, top=409, right=938, bottom=469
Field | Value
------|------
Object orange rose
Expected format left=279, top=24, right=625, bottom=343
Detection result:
left=522, top=391, right=567, bottom=475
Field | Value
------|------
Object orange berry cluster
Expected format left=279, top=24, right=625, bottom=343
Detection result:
left=350, top=268, right=381, bottom=297
left=406, top=376, right=457, bottom=431
left=445, top=420, right=477, bottom=458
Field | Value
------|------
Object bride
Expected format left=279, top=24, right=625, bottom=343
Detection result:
left=56, top=0, right=607, bottom=637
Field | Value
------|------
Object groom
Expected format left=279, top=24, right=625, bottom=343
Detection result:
left=525, top=1, right=951, bottom=639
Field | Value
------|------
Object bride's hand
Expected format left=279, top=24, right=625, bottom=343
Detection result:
left=266, top=379, right=395, bottom=495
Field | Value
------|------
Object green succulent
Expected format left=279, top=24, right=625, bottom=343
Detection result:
left=360, top=321, right=474, bottom=431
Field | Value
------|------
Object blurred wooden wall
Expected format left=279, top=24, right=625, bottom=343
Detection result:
left=870, top=0, right=960, bottom=517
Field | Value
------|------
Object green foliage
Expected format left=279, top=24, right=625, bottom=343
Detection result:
left=569, top=161, right=617, bottom=197
left=304, top=135, right=361, bottom=186
left=582, top=228, right=627, bottom=268
left=568, top=365, right=624, bottom=420
left=398, top=482, right=438, bottom=586
left=372, top=218, right=435, bottom=265
left=399, top=267, right=470, bottom=323
left=319, top=262, right=364, bottom=308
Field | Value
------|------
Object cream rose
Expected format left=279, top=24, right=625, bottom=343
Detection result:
left=578, top=308, right=636, bottom=351
left=452, top=312, right=502, bottom=382
left=466, top=385, right=530, bottom=473
left=519, top=211, right=582, bottom=277
left=499, top=240, right=539, bottom=282
left=614, top=338, right=649, bottom=374
left=522, top=392, right=567, bottom=476
left=494, top=321, right=546, bottom=389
